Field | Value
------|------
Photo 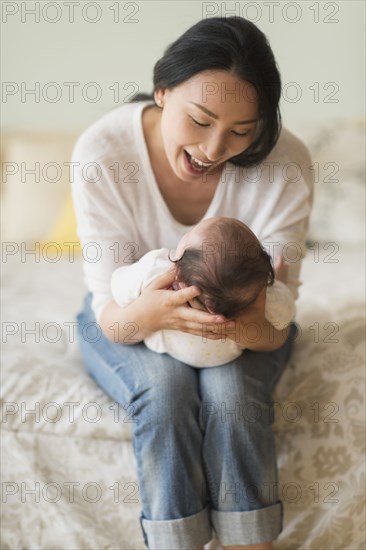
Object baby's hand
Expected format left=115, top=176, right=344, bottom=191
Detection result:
left=274, top=255, right=289, bottom=284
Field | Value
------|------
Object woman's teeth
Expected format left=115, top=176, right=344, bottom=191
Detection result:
left=191, top=155, right=212, bottom=167
left=185, top=150, right=212, bottom=171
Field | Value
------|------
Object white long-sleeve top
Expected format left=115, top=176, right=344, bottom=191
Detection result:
left=70, top=100, right=314, bottom=326
left=111, top=248, right=296, bottom=367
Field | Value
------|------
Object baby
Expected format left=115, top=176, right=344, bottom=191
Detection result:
left=111, top=217, right=295, bottom=367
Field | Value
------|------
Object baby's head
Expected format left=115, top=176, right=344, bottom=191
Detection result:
left=170, top=217, right=274, bottom=319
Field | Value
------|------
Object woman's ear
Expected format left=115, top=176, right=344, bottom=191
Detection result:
left=154, top=87, right=168, bottom=109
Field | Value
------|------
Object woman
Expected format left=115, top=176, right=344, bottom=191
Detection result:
left=72, top=16, right=313, bottom=550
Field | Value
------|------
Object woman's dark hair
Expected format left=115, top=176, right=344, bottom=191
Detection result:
left=169, top=218, right=275, bottom=320
left=129, top=16, right=282, bottom=166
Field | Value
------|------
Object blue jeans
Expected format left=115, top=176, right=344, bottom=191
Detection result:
left=76, top=292, right=298, bottom=549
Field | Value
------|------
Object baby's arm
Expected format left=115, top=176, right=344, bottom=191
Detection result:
left=111, top=261, right=145, bottom=307
left=111, top=248, right=172, bottom=307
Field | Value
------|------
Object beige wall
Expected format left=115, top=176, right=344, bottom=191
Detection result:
left=2, top=1, right=364, bottom=133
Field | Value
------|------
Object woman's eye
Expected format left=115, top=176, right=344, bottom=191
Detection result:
left=190, top=117, right=209, bottom=127
left=190, top=116, right=250, bottom=137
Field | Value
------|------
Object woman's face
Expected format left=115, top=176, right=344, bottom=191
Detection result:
left=155, top=70, right=259, bottom=181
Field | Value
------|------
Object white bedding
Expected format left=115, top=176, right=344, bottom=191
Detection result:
left=1, top=242, right=365, bottom=549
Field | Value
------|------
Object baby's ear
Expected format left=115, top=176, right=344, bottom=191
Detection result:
left=203, top=298, right=216, bottom=314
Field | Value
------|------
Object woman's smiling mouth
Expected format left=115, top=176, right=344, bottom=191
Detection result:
left=183, top=150, right=214, bottom=174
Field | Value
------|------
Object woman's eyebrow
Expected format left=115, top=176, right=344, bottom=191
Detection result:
left=188, top=101, right=258, bottom=125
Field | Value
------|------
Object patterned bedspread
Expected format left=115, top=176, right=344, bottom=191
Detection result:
left=1, top=243, right=364, bottom=549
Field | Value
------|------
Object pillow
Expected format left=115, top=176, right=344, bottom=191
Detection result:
left=1, top=133, right=79, bottom=250
left=40, top=191, right=81, bottom=255
left=286, top=118, right=365, bottom=248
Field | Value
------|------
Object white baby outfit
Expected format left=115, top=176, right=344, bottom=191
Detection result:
left=111, top=248, right=296, bottom=367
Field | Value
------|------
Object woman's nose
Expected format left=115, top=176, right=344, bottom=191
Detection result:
left=201, top=135, right=226, bottom=162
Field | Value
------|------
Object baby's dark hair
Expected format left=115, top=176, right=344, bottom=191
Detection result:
left=170, top=219, right=275, bottom=319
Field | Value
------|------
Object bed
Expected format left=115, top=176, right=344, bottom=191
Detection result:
left=1, top=118, right=365, bottom=549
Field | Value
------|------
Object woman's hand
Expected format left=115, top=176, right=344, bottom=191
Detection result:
left=136, top=266, right=234, bottom=339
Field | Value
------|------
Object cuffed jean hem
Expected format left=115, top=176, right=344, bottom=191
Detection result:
left=141, top=506, right=212, bottom=549
left=211, top=500, right=284, bottom=546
